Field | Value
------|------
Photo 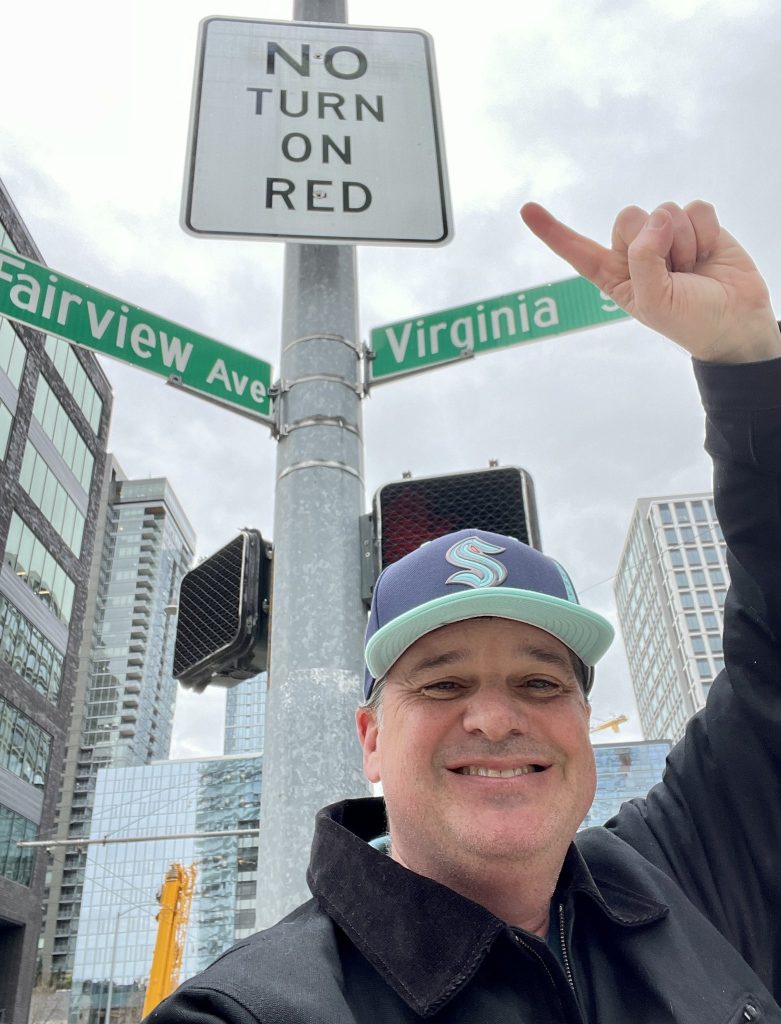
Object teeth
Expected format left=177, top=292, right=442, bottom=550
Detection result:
left=457, top=766, right=536, bottom=778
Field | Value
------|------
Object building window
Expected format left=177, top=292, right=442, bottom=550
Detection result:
left=0, top=804, right=37, bottom=886
left=659, top=505, right=672, bottom=525
left=675, top=503, right=690, bottom=524
left=0, top=695, right=51, bottom=786
left=0, top=400, right=12, bottom=460
left=19, top=441, right=86, bottom=555
left=692, top=502, right=707, bottom=522
left=0, top=318, right=26, bottom=389
left=31, top=377, right=94, bottom=491
left=3, top=513, right=76, bottom=625
left=0, top=593, right=64, bottom=704
left=44, top=336, right=103, bottom=435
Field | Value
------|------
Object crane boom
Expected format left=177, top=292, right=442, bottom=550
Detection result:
left=142, top=863, right=196, bottom=1017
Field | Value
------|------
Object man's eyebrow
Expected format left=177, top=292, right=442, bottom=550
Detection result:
left=519, top=644, right=581, bottom=679
left=405, top=649, right=469, bottom=676
left=404, top=643, right=577, bottom=677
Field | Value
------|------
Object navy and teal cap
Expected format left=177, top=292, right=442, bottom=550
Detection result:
left=364, top=529, right=614, bottom=699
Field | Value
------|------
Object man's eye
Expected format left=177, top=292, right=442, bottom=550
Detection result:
left=421, top=680, right=461, bottom=696
left=524, top=678, right=560, bottom=692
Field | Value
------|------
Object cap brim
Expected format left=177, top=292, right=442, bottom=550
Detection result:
left=365, top=588, right=614, bottom=684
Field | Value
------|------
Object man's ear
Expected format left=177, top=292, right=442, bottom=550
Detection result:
left=355, top=707, right=381, bottom=784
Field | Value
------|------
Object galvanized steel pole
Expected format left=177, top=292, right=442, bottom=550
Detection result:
left=254, top=0, right=370, bottom=930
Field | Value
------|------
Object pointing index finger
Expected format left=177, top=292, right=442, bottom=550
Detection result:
left=520, top=203, right=624, bottom=292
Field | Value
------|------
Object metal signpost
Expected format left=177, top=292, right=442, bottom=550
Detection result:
left=182, top=14, right=451, bottom=245
left=0, top=248, right=273, bottom=421
left=179, top=0, right=452, bottom=928
left=369, top=275, right=630, bottom=383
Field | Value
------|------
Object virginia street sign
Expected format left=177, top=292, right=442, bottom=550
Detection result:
left=368, top=275, right=630, bottom=383
left=182, top=17, right=451, bottom=245
left=0, top=249, right=273, bottom=420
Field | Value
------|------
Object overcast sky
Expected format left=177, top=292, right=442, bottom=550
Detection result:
left=2, top=0, right=777, bottom=756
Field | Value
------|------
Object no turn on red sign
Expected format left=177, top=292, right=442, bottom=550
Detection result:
left=182, top=17, right=452, bottom=246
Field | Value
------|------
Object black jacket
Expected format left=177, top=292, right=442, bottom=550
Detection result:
left=148, top=357, right=781, bottom=1022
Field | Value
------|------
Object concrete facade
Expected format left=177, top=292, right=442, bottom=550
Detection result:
left=615, top=494, right=728, bottom=742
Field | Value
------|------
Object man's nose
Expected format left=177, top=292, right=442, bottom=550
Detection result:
left=460, top=688, right=528, bottom=740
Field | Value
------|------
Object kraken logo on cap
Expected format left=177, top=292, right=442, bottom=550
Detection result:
left=445, top=536, right=508, bottom=589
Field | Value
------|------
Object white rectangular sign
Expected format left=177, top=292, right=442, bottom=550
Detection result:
left=182, top=17, right=452, bottom=246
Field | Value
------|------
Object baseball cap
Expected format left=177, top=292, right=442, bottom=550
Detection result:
left=364, top=529, right=614, bottom=699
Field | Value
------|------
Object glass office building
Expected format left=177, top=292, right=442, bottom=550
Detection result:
left=615, top=494, right=728, bottom=742
left=224, top=674, right=267, bottom=756
left=69, top=754, right=261, bottom=1024
left=40, top=470, right=195, bottom=985
left=581, top=740, right=671, bottom=830
left=0, top=177, right=112, bottom=1021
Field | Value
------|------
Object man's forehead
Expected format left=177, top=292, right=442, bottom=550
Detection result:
left=393, top=617, right=576, bottom=674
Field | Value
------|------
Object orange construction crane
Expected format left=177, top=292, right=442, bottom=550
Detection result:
left=142, top=863, right=196, bottom=1018
left=590, top=714, right=628, bottom=735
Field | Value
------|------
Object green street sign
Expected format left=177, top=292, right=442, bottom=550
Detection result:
left=368, top=275, right=629, bottom=383
left=0, top=248, right=273, bottom=421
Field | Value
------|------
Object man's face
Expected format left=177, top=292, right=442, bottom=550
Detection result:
left=356, top=617, right=595, bottom=881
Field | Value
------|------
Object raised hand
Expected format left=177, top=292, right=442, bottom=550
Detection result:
left=520, top=201, right=780, bottom=363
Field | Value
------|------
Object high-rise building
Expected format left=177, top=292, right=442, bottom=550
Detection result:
left=223, top=674, right=267, bottom=756
left=581, top=740, right=671, bottom=830
left=68, top=753, right=261, bottom=1024
left=0, top=178, right=113, bottom=1022
left=40, top=470, right=195, bottom=986
left=615, top=493, right=728, bottom=742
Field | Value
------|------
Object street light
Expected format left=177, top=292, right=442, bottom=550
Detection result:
left=104, top=902, right=157, bottom=1024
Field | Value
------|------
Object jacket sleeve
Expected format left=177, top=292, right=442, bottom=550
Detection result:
left=606, top=352, right=781, bottom=996
left=145, top=987, right=260, bottom=1024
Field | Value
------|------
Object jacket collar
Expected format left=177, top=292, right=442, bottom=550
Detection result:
left=307, top=798, right=668, bottom=1017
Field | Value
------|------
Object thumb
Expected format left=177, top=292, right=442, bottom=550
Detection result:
left=627, top=208, right=674, bottom=316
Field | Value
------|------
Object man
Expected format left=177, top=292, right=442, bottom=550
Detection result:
left=148, top=200, right=781, bottom=1022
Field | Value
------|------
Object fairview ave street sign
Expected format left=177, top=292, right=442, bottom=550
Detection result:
left=183, top=17, right=451, bottom=245
left=368, top=276, right=630, bottom=383
left=0, top=249, right=273, bottom=420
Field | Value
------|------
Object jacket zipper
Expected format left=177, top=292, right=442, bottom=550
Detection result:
left=558, top=903, right=576, bottom=993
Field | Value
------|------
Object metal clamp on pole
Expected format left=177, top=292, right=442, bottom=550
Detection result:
left=277, top=415, right=361, bottom=439
left=360, top=342, right=375, bottom=396
left=277, top=459, right=364, bottom=483
left=268, top=379, right=284, bottom=439
left=282, top=332, right=362, bottom=356
left=277, top=373, right=364, bottom=397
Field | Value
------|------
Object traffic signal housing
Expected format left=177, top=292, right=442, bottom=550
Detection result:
left=365, top=466, right=540, bottom=601
left=173, top=529, right=272, bottom=692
